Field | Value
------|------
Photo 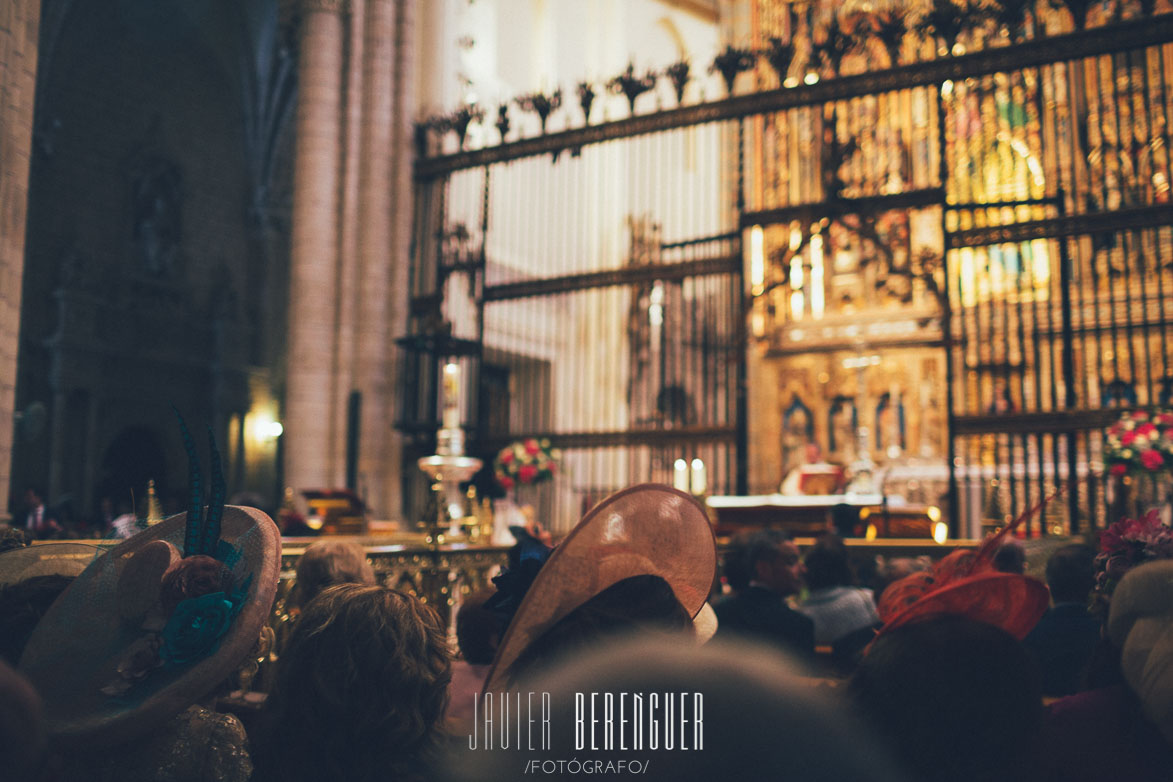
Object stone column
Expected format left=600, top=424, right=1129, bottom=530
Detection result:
left=284, top=0, right=349, bottom=496
left=382, top=0, right=418, bottom=520
left=353, top=0, right=397, bottom=517
left=0, top=0, right=41, bottom=519
left=332, top=0, right=366, bottom=498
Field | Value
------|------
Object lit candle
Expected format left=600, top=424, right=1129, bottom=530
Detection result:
left=673, top=459, right=689, bottom=492
left=690, top=458, right=707, bottom=496
left=442, top=362, right=461, bottom=428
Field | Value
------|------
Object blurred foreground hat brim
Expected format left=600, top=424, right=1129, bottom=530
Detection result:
left=18, top=506, right=281, bottom=749
left=483, top=484, right=716, bottom=693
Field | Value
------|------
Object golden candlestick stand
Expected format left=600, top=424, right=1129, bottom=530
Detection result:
left=455, top=485, right=494, bottom=542
left=417, top=359, right=482, bottom=542
left=145, top=480, right=164, bottom=525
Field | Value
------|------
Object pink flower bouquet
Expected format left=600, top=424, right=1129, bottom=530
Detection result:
left=494, top=438, right=560, bottom=491
left=1104, top=410, right=1173, bottom=476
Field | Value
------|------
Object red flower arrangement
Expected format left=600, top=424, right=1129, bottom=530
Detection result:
left=494, top=438, right=560, bottom=491
left=1104, top=409, right=1173, bottom=476
left=1091, top=509, right=1173, bottom=615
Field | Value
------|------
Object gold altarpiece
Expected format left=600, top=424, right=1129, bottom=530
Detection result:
left=744, top=0, right=1173, bottom=536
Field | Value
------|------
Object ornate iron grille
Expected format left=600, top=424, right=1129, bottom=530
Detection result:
left=406, top=12, right=1173, bottom=536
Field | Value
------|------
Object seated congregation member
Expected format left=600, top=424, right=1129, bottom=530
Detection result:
left=0, top=575, right=76, bottom=667
left=17, top=501, right=282, bottom=782
left=446, top=588, right=499, bottom=734
left=20, top=487, right=63, bottom=541
left=870, top=556, right=928, bottom=604
left=1022, top=543, right=1100, bottom=697
left=0, top=527, right=31, bottom=554
left=993, top=540, right=1027, bottom=574
left=446, top=635, right=910, bottom=782
left=504, top=573, right=693, bottom=683
left=849, top=616, right=1045, bottom=782
left=851, top=511, right=1051, bottom=782
left=0, top=542, right=101, bottom=666
left=1039, top=558, right=1173, bottom=782
left=714, top=528, right=815, bottom=662
left=480, top=484, right=717, bottom=694
left=250, top=584, right=452, bottom=782
left=797, top=533, right=880, bottom=648
left=0, top=660, right=55, bottom=782
left=291, top=539, right=375, bottom=608
left=274, top=538, right=376, bottom=657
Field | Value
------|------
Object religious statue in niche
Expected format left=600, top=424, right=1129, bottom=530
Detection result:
left=988, top=381, right=1018, bottom=414
left=655, top=384, right=695, bottom=428
left=918, top=360, right=943, bottom=459
left=627, top=214, right=663, bottom=266
left=781, top=394, right=815, bottom=478
left=129, top=153, right=183, bottom=277
left=828, top=395, right=857, bottom=459
left=1159, top=377, right=1173, bottom=407
left=1102, top=379, right=1138, bottom=408
left=626, top=212, right=665, bottom=427
left=875, top=391, right=905, bottom=458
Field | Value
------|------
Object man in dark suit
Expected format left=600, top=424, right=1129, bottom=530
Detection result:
left=1022, top=543, right=1101, bottom=696
left=21, top=486, right=62, bottom=540
left=714, top=528, right=815, bottom=663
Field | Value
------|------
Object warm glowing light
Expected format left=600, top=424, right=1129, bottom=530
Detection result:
left=932, top=520, right=949, bottom=544
left=749, top=225, right=765, bottom=294
left=959, top=247, right=977, bottom=307
left=442, top=362, right=461, bottom=428
left=690, top=458, right=707, bottom=495
left=249, top=411, right=284, bottom=444
left=789, top=255, right=804, bottom=319
left=810, top=233, right=825, bottom=319
left=751, top=308, right=765, bottom=338
left=804, top=72, right=819, bottom=85
left=843, top=355, right=881, bottom=369
left=865, top=523, right=878, bottom=541
left=927, top=505, right=942, bottom=523
left=1029, top=239, right=1051, bottom=288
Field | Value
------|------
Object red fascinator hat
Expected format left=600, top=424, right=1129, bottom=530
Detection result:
left=875, top=495, right=1053, bottom=642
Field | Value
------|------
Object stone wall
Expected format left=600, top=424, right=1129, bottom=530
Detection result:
left=12, top=1, right=271, bottom=521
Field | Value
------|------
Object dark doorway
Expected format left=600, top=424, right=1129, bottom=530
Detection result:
left=98, top=426, right=168, bottom=511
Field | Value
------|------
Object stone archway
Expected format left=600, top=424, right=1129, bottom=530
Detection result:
left=97, top=425, right=168, bottom=513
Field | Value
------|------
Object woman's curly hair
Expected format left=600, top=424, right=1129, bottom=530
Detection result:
left=257, top=584, right=452, bottom=782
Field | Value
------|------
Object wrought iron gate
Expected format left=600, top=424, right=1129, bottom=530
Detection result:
left=405, top=11, right=1173, bottom=536
left=403, top=124, right=746, bottom=532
